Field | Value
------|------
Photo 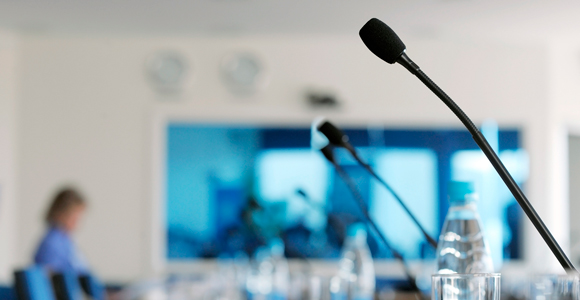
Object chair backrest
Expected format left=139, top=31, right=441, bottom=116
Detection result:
left=51, top=272, right=83, bottom=300
left=79, top=274, right=105, bottom=300
left=14, top=267, right=56, bottom=300
left=0, top=285, right=15, bottom=300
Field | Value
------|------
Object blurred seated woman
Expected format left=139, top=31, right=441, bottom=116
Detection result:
left=34, top=188, right=89, bottom=274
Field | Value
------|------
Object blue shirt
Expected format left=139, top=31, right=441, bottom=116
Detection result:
left=34, top=226, right=89, bottom=274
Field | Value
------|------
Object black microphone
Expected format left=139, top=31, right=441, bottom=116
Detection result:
left=359, top=18, right=577, bottom=273
left=317, top=121, right=438, bottom=249
left=295, top=188, right=325, bottom=211
left=318, top=122, right=357, bottom=157
left=319, top=145, right=422, bottom=294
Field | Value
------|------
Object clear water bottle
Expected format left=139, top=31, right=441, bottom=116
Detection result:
left=436, top=181, right=494, bottom=274
left=247, top=246, right=273, bottom=300
left=247, top=239, right=290, bottom=300
left=331, top=223, right=375, bottom=300
left=269, top=238, right=289, bottom=300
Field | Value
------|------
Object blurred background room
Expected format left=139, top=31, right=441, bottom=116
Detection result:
left=1, top=1, right=580, bottom=299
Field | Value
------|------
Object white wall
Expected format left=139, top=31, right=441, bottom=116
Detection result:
left=548, top=37, right=580, bottom=269
left=13, top=32, right=560, bottom=282
left=0, top=30, right=18, bottom=283
left=569, top=136, right=580, bottom=265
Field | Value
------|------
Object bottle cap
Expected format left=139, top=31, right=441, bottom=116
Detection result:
left=255, top=246, right=270, bottom=261
left=448, top=181, right=476, bottom=204
left=347, top=223, right=367, bottom=240
left=269, top=237, right=285, bottom=256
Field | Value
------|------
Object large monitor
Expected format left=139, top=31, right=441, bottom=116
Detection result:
left=165, top=123, right=526, bottom=265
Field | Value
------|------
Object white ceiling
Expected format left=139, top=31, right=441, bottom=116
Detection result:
left=0, top=0, right=579, bottom=41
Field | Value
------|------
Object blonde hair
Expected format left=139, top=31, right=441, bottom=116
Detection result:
left=45, top=188, right=86, bottom=225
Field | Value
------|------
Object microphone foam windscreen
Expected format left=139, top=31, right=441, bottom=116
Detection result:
left=359, top=18, right=406, bottom=64
left=318, top=121, right=346, bottom=146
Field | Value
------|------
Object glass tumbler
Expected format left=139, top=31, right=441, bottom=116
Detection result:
left=530, top=275, right=580, bottom=300
left=432, top=273, right=500, bottom=300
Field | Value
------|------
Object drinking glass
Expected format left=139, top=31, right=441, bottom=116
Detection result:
left=530, top=275, right=580, bottom=300
left=432, top=273, right=500, bottom=300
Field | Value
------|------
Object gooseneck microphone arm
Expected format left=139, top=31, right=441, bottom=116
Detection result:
left=348, top=151, right=439, bottom=249
left=320, top=146, right=421, bottom=294
left=318, top=122, right=438, bottom=248
left=406, top=57, right=577, bottom=272
left=359, top=18, right=577, bottom=273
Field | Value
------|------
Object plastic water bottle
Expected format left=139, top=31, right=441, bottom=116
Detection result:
left=331, top=223, right=375, bottom=300
left=247, top=239, right=290, bottom=300
left=436, top=181, right=494, bottom=274
left=269, top=238, right=289, bottom=300
left=247, top=246, right=272, bottom=300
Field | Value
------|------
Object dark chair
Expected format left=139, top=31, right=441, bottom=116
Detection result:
left=51, top=272, right=83, bottom=300
left=13, top=267, right=56, bottom=300
left=79, top=274, right=105, bottom=300
left=0, top=285, right=15, bottom=300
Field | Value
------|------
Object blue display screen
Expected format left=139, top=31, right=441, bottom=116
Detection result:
left=165, top=123, right=525, bottom=262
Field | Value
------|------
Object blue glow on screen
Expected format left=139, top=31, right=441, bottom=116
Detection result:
left=371, top=149, right=438, bottom=259
left=255, top=149, right=330, bottom=230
